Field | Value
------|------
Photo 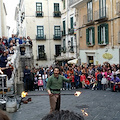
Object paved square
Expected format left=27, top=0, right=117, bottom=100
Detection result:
left=7, top=89, right=120, bottom=120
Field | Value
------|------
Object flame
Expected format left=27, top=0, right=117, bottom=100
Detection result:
left=21, top=91, right=28, bottom=98
left=81, top=109, right=88, bottom=116
left=74, top=91, right=82, bottom=97
left=0, top=69, right=3, bottom=74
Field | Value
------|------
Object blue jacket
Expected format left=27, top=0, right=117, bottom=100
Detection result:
left=0, top=55, right=7, bottom=67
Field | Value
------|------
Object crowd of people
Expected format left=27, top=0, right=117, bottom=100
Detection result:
left=23, top=62, right=120, bottom=92
left=0, top=34, right=32, bottom=79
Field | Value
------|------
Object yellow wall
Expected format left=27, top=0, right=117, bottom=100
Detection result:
left=76, top=0, right=120, bottom=50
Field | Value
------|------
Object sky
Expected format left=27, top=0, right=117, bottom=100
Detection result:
left=3, top=0, right=19, bottom=36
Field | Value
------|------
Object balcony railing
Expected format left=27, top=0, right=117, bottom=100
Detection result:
left=116, top=2, right=120, bottom=15
left=36, top=35, right=46, bottom=40
left=69, top=46, right=74, bottom=53
left=69, top=0, right=83, bottom=7
left=36, top=11, right=43, bottom=17
left=62, top=31, right=66, bottom=36
left=94, top=7, right=108, bottom=22
left=68, top=28, right=74, bottom=35
left=61, top=47, right=66, bottom=53
left=37, top=53, right=47, bottom=60
left=83, top=12, right=94, bottom=25
left=53, top=35, right=61, bottom=40
left=53, top=11, right=61, bottom=17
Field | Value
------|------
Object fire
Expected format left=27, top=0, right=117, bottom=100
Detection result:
left=0, top=68, right=3, bottom=74
left=74, top=91, right=82, bottom=97
left=21, top=91, right=28, bottom=98
left=81, top=109, right=88, bottom=116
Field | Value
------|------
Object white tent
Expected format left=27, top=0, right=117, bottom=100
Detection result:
left=68, top=59, right=78, bottom=64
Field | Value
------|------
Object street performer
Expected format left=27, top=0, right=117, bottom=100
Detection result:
left=46, top=66, right=72, bottom=113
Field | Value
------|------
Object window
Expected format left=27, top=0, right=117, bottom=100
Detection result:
left=36, top=3, right=43, bottom=16
left=63, top=21, right=66, bottom=35
left=38, top=45, right=46, bottom=60
left=54, top=3, right=61, bottom=17
left=70, top=37, right=74, bottom=52
left=70, top=17, right=73, bottom=29
left=98, top=23, right=109, bottom=45
left=87, top=1, right=92, bottom=21
left=99, top=0, right=106, bottom=18
left=37, top=26, right=44, bottom=37
left=55, top=45, right=61, bottom=57
left=86, top=27, right=95, bottom=46
left=63, top=0, right=65, bottom=9
left=54, top=26, right=60, bottom=36
left=54, top=3, right=59, bottom=12
left=63, top=39, right=66, bottom=48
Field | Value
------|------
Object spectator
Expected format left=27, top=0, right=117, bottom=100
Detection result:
left=23, top=65, right=31, bottom=91
left=19, top=37, right=23, bottom=44
left=97, top=70, right=103, bottom=90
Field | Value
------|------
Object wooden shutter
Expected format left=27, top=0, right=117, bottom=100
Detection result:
left=98, top=25, right=101, bottom=44
left=105, top=23, right=109, bottom=44
left=86, top=28, right=89, bottom=45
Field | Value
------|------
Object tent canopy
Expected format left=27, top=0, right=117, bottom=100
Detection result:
left=68, top=59, right=78, bottom=64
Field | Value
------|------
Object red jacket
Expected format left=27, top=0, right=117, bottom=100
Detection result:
left=80, top=75, right=86, bottom=82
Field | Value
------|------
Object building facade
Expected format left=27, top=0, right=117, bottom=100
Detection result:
left=16, top=0, right=62, bottom=66
left=0, top=0, right=7, bottom=37
left=58, top=0, right=78, bottom=64
left=70, top=0, right=120, bottom=65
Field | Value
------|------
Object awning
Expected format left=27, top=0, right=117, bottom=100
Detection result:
left=56, top=56, right=75, bottom=61
left=68, top=59, right=78, bottom=64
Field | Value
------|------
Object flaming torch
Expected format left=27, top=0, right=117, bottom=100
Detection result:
left=18, top=91, right=28, bottom=109
left=81, top=109, right=88, bottom=117
left=74, top=91, right=82, bottom=97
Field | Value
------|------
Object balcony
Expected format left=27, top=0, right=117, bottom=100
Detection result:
left=53, top=35, right=61, bottom=40
left=37, top=53, right=47, bottom=60
left=36, top=35, right=46, bottom=40
left=61, top=47, right=66, bottom=53
left=36, top=11, right=43, bottom=17
left=53, top=11, right=61, bottom=17
left=69, top=0, right=88, bottom=7
left=98, top=41, right=107, bottom=46
left=94, top=7, right=108, bottom=22
left=68, top=28, right=74, bottom=35
left=87, top=42, right=94, bottom=47
left=116, top=2, right=120, bottom=15
left=69, top=46, right=74, bottom=53
left=62, top=31, right=66, bottom=36
left=83, top=12, right=94, bottom=25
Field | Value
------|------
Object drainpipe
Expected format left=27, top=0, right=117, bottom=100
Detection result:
left=47, top=0, right=51, bottom=61
left=111, top=0, right=114, bottom=48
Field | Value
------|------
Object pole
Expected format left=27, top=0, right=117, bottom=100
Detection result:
left=26, top=93, right=75, bottom=96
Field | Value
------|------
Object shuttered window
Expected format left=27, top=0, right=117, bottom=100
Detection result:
left=86, top=27, right=95, bottom=46
left=98, top=23, right=109, bottom=45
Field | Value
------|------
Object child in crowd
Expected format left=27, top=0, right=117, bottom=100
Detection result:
left=38, top=74, right=44, bottom=91
left=34, top=74, right=38, bottom=91
left=66, top=73, right=71, bottom=90
left=84, top=79, right=90, bottom=89
left=80, top=73, right=86, bottom=88
left=71, top=73, right=75, bottom=89
left=90, top=75, right=97, bottom=90
left=101, top=75, right=108, bottom=90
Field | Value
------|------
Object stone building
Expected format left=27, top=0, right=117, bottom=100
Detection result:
left=0, top=0, right=8, bottom=37
left=70, top=0, right=120, bottom=65
left=15, top=0, right=62, bottom=67
left=57, top=0, right=78, bottom=65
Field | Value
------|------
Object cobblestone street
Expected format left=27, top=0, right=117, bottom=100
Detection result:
left=6, top=89, right=120, bottom=120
